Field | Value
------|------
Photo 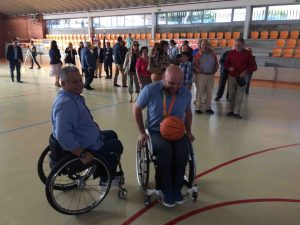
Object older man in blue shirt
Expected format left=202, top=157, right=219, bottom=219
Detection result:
left=133, top=65, right=195, bottom=208
left=51, top=66, right=123, bottom=176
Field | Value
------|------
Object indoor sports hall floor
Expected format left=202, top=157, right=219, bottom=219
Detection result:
left=0, top=62, right=299, bottom=225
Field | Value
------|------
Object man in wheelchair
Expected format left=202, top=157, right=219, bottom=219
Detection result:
left=51, top=66, right=123, bottom=183
left=133, top=65, right=195, bottom=207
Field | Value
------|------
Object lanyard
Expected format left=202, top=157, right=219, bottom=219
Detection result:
left=163, top=91, right=176, bottom=119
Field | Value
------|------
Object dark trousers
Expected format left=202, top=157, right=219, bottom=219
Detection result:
left=150, top=132, right=189, bottom=192
left=84, top=68, right=94, bottom=88
left=31, top=56, right=41, bottom=68
left=96, top=130, right=123, bottom=178
left=104, top=62, right=112, bottom=78
left=9, top=60, right=21, bottom=81
left=216, top=69, right=229, bottom=99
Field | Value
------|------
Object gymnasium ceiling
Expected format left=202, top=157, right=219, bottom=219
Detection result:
left=0, top=0, right=229, bottom=17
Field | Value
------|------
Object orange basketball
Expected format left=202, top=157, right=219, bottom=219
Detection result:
left=160, top=116, right=186, bottom=141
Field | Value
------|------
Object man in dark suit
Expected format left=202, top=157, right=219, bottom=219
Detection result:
left=81, top=42, right=96, bottom=90
left=93, top=42, right=105, bottom=78
left=6, top=38, right=24, bottom=83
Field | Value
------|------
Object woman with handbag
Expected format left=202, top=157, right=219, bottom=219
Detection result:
left=49, top=40, right=62, bottom=87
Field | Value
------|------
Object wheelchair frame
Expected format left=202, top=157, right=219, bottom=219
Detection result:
left=136, top=130, right=198, bottom=205
left=37, top=146, right=127, bottom=215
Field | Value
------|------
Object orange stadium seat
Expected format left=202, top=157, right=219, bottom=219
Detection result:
left=148, top=40, right=155, bottom=47
left=141, top=33, right=146, bottom=40
left=260, top=31, right=269, bottom=39
left=106, top=34, right=110, bottom=40
left=217, top=32, right=224, bottom=39
left=286, top=39, right=296, bottom=48
left=233, top=32, right=240, bottom=39
left=272, top=48, right=282, bottom=57
left=276, top=39, right=286, bottom=48
left=290, top=31, right=299, bottom=39
left=155, top=33, right=160, bottom=40
left=283, top=48, right=294, bottom=58
left=161, top=33, right=167, bottom=39
left=270, top=31, right=279, bottom=39
left=167, top=33, right=173, bottom=39
left=225, top=32, right=232, bottom=39
left=250, top=31, right=259, bottom=39
left=111, top=34, right=116, bottom=40
left=209, top=32, right=216, bottom=39
left=194, top=33, right=200, bottom=39
left=227, top=39, right=235, bottom=47
left=146, top=33, right=152, bottom=39
left=173, top=33, right=179, bottom=39
left=187, top=33, right=193, bottom=39
left=135, top=33, right=141, bottom=40
left=219, top=39, right=227, bottom=47
left=120, top=34, right=125, bottom=39
left=210, top=39, right=218, bottom=47
left=180, top=33, right=186, bottom=39
left=280, top=31, right=289, bottom=39
left=201, top=32, right=208, bottom=39
left=125, top=33, right=129, bottom=38
left=294, top=48, right=300, bottom=58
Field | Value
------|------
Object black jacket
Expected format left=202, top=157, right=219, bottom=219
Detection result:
left=93, top=47, right=105, bottom=63
left=64, top=48, right=77, bottom=65
left=6, top=45, right=23, bottom=62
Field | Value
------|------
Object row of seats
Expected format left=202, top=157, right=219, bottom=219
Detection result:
left=155, top=32, right=241, bottom=40
left=251, top=31, right=299, bottom=39
left=46, top=34, right=89, bottom=40
left=272, top=48, right=300, bottom=58
left=276, top=39, right=300, bottom=48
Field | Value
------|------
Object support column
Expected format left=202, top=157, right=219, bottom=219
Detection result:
left=88, top=16, right=93, bottom=42
left=151, top=12, right=156, bottom=40
left=243, top=5, right=251, bottom=39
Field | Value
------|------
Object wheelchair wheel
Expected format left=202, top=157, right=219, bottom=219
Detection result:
left=37, top=146, right=52, bottom=184
left=184, top=141, right=196, bottom=189
left=45, top=155, right=112, bottom=215
left=136, top=142, right=150, bottom=190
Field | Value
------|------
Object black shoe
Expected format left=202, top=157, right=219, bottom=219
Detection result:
left=17, top=80, right=23, bottom=83
left=113, top=84, right=121, bottom=87
left=206, top=109, right=214, bottom=114
left=122, top=85, right=128, bottom=88
left=233, top=113, right=242, bottom=119
left=29, top=67, right=33, bottom=69
left=227, top=112, right=234, bottom=116
left=105, top=76, right=109, bottom=79
left=85, top=86, right=94, bottom=90
left=109, top=76, right=112, bottom=79
left=195, top=110, right=202, bottom=114
left=215, top=97, right=220, bottom=101
left=38, top=67, right=41, bottom=69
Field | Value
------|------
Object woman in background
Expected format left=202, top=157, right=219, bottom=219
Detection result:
left=49, top=40, right=62, bottom=87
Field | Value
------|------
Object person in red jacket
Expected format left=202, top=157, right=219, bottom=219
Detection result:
left=224, top=38, right=257, bottom=119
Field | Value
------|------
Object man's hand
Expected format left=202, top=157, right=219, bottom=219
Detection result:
left=80, top=151, right=94, bottom=165
left=229, top=67, right=235, bottom=72
left=186, top=132, right=195, bottom=143
left=138, top=133, right=149, bottom=147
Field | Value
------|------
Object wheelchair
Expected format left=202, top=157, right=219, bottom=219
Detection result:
left=37, top=136, right=127, bottom=215
left=136, top=130, right=198, bottom=205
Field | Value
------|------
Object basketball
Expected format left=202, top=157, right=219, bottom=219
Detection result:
left=160, top=116, right=186, bottom=141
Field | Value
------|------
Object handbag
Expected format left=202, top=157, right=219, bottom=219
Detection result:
left=236, top=76, right=246, bottom=87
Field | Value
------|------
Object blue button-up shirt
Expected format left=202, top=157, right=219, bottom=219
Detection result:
left=51, top=90, right=103, bottom=152
left=136, top=81, right=192, bottom=132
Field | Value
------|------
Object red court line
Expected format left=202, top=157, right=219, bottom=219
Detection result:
left=164, top=198, right=300, bottom=225
left=121, top=143, right=300, bottom=225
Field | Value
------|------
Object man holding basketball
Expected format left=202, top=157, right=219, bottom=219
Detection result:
left=133, top=65, right=195, bottom=208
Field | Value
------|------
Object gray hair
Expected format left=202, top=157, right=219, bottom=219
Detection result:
left=61, top=66, right=80, bottom=81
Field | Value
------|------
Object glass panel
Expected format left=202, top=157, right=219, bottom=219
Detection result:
left=132, top=15, right=144, bottom=26
left=167, top=11, right=191, bottom=24
left=191, top=10, right=203, bottom=23
left=267, top=5, right=300, bottom=20
left=125, top=15, right=133, bottom=26
left=157, top=13, right=167, bottom=25
left=100, top=17, right=111, bottom=28
left=233, top=8, right=246, bottom=21
left=117, top=16, right=124, bottom=27
left=111, top=16, right=117, bottom=27
left=252, top=7, right=266, bottom=21
left=145, top=14, right=152, bottom=25
left=83, top=18, right=88, bottom=28
left=203, top=9, right=232, bottom=23
left=69, top=18, right=84, bottom=28
left=50, top=19, right=69, bottom=29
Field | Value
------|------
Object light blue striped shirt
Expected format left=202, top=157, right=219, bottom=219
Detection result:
left=51, top=90, right=103, bottom=152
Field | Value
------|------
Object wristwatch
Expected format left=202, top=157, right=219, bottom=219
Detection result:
left=79, top=150, right=87, bottom=158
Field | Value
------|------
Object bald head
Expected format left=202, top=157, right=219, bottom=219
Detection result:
left=163, top=65, right=183, bottom=95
